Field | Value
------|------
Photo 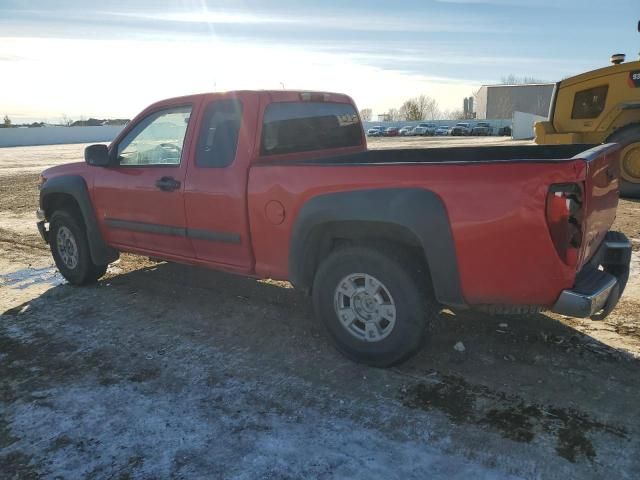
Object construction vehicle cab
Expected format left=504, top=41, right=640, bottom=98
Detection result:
left=535, top=44, right=640, bottom=197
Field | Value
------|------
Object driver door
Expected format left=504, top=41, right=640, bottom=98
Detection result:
left=93, top=104, right=196, bottom=258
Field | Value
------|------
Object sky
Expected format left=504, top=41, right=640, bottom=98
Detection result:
left=1, top=0, right=639, bottom=123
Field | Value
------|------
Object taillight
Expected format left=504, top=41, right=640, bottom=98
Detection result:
left=545, top=183, right=583, bottom=267
left=299, top=92, right=330, bottom=102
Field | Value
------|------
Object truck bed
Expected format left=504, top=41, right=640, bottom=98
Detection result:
left=267, top=144, right=598, bottom=166
left=249, top=143, right=620, bottom=308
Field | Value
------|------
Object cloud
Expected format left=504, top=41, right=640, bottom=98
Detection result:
left=0, top=54, right=24, bottom=62
left=105, top=9, right=519, bottom=34
left=0, top=36, right=478, bottom=120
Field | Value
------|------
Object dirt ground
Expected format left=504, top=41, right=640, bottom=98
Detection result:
left=1, top=139, right=639, bottom=479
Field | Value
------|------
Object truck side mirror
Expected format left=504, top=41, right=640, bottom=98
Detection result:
left=84, top=144, right=110, bottom=167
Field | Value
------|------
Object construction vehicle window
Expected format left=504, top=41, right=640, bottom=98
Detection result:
left=571, top=86, right=608, bottom=119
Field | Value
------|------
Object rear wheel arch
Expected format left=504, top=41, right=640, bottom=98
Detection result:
left=288, top=188, right=466, bottom=308
left=295, top=219, right=426, bottom=285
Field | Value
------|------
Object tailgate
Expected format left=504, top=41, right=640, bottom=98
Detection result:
left=576, top=143, right=621, bottom=268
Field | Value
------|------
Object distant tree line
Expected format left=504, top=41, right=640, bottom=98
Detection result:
left=360, top=94, right=466, bottom=123
left=500, top=74, right=549, bottom=85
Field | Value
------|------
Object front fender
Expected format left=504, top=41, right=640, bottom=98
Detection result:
left=40, top=175, right=118, bottom=265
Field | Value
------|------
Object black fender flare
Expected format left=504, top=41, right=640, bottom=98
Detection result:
left=40, top=175, right=119, bottom=265
left=288, top=188, right=466, bottom=308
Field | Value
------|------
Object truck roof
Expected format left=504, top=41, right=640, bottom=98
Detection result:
left=145, top=90, right=355, bottom=109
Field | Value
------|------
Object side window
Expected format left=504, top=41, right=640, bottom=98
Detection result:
left=117, top=106, right=192, bottom=166
left=260, top=102, right=362, bottom=156
left=571, top=86, right=608, bottom=119
left=196, top=99, right=243, bottom=167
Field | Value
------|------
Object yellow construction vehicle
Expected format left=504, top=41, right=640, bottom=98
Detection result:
left=535, top=24, right=640, bottom=197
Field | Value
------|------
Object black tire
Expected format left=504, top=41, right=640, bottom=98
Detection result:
left=312, top=245, right=438, bottom=367
left=49, top=210, right=108, bottom=285
left=606, top=124, right=640, bottom=199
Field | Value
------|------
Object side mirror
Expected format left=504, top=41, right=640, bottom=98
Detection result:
left=84, top=144, right=110, bottom=166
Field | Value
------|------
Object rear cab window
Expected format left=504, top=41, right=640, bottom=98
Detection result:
left=260, top=101, right=362, bottom=156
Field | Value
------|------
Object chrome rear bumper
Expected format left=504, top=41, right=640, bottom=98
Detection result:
left=552, top=232, right=631, bottom=320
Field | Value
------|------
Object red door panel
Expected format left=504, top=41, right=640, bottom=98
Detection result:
left=93, top=102, right=199, bottom=259
left=183, top=93, right=258, bottom=271
left=93, top=166, right=192, bottom=257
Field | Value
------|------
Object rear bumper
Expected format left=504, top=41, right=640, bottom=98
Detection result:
left=552, top=231, right=631, bottom=319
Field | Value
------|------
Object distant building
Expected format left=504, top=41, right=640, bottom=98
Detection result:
left=474, top=84, right=555, bottom=119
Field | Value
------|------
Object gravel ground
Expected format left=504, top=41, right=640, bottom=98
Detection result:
left=1, top=138, right=639, bottom=479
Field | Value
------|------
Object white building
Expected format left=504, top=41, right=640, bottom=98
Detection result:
left=474, top=84, right=555, bottom=119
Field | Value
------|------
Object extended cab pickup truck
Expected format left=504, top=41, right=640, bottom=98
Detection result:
left=37, top=90, right=632, bottom=366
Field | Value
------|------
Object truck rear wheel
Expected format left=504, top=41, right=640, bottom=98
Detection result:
left=49, top=210, right=108, bottom=285
left=312, top=245, right=437, bottom=367
left=607, top=125, right=640, bottom=198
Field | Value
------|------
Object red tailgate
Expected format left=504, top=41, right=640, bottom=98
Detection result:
left=577, top=143, right=621, bottom=268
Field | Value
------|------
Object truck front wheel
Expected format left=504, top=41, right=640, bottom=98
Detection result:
left=49, top=210, right=108, bottom=285
left=312, top=245, right=437, bottom=367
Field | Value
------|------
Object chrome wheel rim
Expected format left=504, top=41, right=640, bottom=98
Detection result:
left=56, top=226, right=79, bottom=269
left=334, top=273, right=396, bottom=342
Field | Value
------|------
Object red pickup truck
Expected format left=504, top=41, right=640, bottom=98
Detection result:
left=37, top=90, right=631, bottom=366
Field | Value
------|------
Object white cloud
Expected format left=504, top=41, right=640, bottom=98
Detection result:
left=0, top=36, right=478, bottom=121
left=106, top=9, right=520, bottom=34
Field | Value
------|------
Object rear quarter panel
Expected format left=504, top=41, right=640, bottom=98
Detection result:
left=248, top=160, right=586, bottom=307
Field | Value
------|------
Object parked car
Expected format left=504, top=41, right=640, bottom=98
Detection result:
left=471, top=122, right=493, bottom=136
left=498, top=126, right=512, bottom=136
left=37, top=90, right=630, bottom=367
left=384, top=127, right=400, bottom=137
left=449, top=122, right=471, bottom=136
left=413, top=123, right=437, bottom=136
left=435, top=125, right=450, bottom=136
left=367, top=126, right=385, bottom=137
left=399, top=126, right=415, bottom=136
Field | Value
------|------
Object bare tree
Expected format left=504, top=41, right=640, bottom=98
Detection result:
left=421, top=95, right=440, bottom=120
left=500, top=74, right=549, bottom=85
left=385, top=108, right=401, bottom=122
left=2, top=115, right=11, bottom=128
left=442, top=109, right=466, bottom=120
left=359, top=108, right=373, bottom=122
left=60, top=114, right=73, bottom=127
left=399, top=100, right=421, bottom=121
left=398, top=95, right=440, bottom=121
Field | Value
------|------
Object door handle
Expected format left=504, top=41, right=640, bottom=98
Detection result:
left=155, top=176, right=181, bottom=192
